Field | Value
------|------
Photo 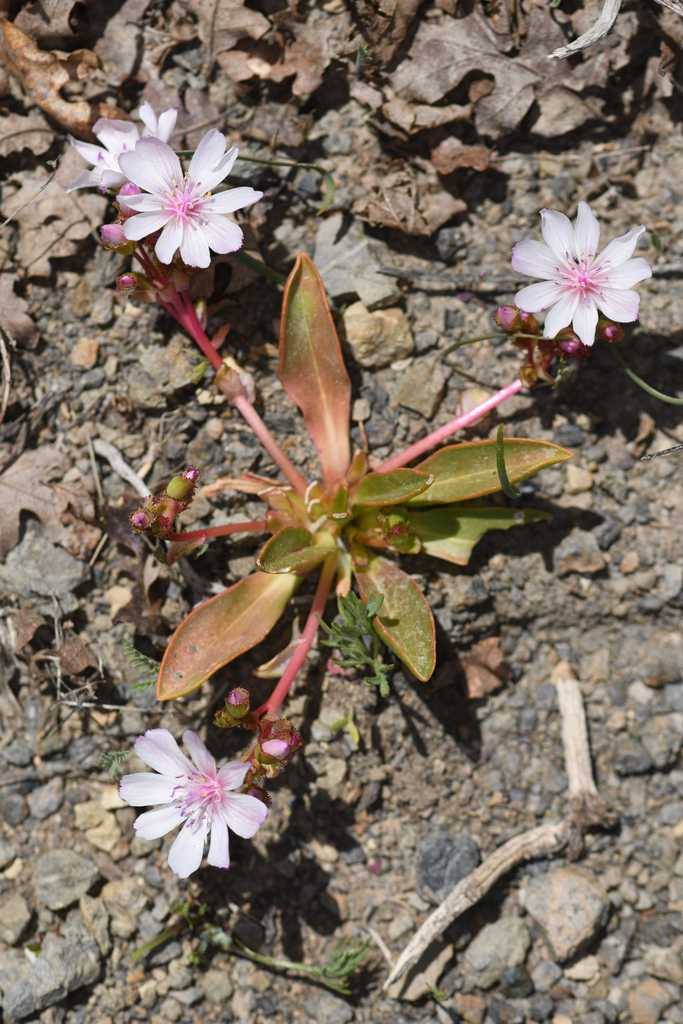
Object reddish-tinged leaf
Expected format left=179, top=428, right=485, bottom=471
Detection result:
left=352, top=543, right=436, bottom=681
left=279, top=254, right=351, bottom=488
left=411, top=506, right=551, bottom=565
left=406, top=438, right=572, bottom=505
left=202, top=473, right=281, bottom=498
left=158, top=572, right=298, bottom=699
left=256, top=526, right=337, bottom=574
left=353, top=468, right=433, bottom=506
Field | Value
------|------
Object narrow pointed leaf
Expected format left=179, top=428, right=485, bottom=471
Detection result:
left=405, top=438, right=572, bottom=505
left=353, top=469, right=433, bottom=506
left=347, top=450, right=367, bottom=485
left=253, top=639, right=303, bottom=678
left=202, top=472, right=282, bottom=497
left=256, top=526, right=337, bottom=574
left=412, top=507, right=552, bottom=566
left=352, top=543, right=436, bottom=681
left=158, top=573, right=298, bottom=699
left=280, top=254, right=351, bottom=488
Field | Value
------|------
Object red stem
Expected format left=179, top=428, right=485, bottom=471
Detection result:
left=168, top=521, right=267, bottom=542
left=232, top=393, right=309, bottom=496
left=377, top=377, right=524, bottom=473
left=256, top=554, right=337, bottom=716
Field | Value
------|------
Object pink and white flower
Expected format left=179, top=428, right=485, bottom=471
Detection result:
left=119, top=729, right=267, bottom=878
left=118, top=130, right=262, bottom=268
left=65, top=101, right=178, bottom=193
left=511, top=202, right=652, bottom=347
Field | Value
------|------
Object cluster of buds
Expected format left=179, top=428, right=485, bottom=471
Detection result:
left=129, top=467, right=200, bottom=539
left=214, top=688, right=302, bottom=788
left=494, top=306, right=625, bottom=386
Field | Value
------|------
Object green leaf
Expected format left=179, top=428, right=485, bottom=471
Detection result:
left=352, top=544, right=436, bottom=681
left=256, top=526, right=337, bottom=574
left=412, top=506, right=552, bottom=566
left=280, top=254, right=351, bottom=488
left=158, top=573, right=299, bottom=699
left=406, top=438, right=572, bottom=505
left=496, top=424, right=520, bottom=498
left=353, top=469, right=433, bottom=506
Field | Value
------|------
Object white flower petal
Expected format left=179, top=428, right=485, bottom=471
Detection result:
left=573, top=201, right=600, bottom=260
left=592, top=224, right=646, bottom=271
left=221, top=792, right=268, bottom=839
left=188, top=129, right=228, bottom=185
left=207, top=818, right=231, bottom=869
left=178, top=222, right=211, bottom=268
left=64, top=168, right=102, bottom=193
left=119, top=772, right=177, bottom=806
left=94, top=118, right=139, bottom=157
left=544, top=290, right=579, bottom=339
left=217, top=761, right=250, bottom=791
left=572, top=298, right=599, bottom=347
left=207, top=187, right=263, bottom=215
left=511, top=239, right=562, bottom=280
left=99, top=169, right=129, bottom=189
left=68, top=136, right=109, bottom=167
left=156, top=108, right=178, bottom=143
left=134, top=802, right=185, bottom=840
left=597, top=287, right=641, bottom=323
left=138, top=100, right=158, bottom=134
left=540, top=209, right=576, bottom=263
left=155, top=218, right=184, bottom=264
left=134, top=728, right=194, bottom=778
left=168, top=820, right=209, bottom=877
left=200, top=215, right=244, bottom=254
left=124, top=210, right=173, bottom=241
left=515, top=280, right=564, bottom=312
left=120, top=193, right=166, bottom=213
left=183, top=730, right=216, bottom=776
left=597, top=257, right=652, bottom=290
left=119, top=137, right=183, bottom=196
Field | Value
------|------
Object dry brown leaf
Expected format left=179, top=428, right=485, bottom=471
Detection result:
left=187, top=0, right=270, bottom=58
left=1, top=146, right=107, bottom=278
left=354, top=164, right=465, bottom=236
left=0, top=446, right=71, bottom=561
left=389, top=6, right=607, bottom=139
left=13, top=0, right=87, bottom=48
left=350, top=0, right=422, bottom=67
left=92, top=0, right=152, bottom=86
left=0, top=273, right=40, bottom=349
left=460, top=636, right=511, bottom=700
left=268, top=7, right=350, bottom=98
left=13, top=606, right=46, bottom=650
left=0, top=19, right=127, bottom=138
left=51, top=478, right=102, bottom=559
left=430, top=136, right=490, bottom=174
left=0, top=107, right=53, bottom=157
left=382, top=89, right=472, bottom=134
left=57, top=635, right=98, bottom=674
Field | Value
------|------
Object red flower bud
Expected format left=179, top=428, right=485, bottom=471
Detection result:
left=596, top=318, right=624, bottom=344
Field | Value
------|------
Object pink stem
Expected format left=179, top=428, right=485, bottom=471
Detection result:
left=168, top=521, right=267, bottom=542
left=256, top=554, right=337, bottom=717
left=232, top=393, right=309, bottom=496
left=377, top=377, right=524, bottom=473
left=179, top=292, right=224, bottom=370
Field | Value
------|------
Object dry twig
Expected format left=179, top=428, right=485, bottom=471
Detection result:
left=548, top=0, right=622, bottom=59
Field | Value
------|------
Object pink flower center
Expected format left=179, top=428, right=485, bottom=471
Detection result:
left=164, top=178, right=205, bottom=224
left=173, top=771, right=224, bottom=828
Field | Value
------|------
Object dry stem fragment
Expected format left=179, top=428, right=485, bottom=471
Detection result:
left=548, top=0, right=622, bottom=59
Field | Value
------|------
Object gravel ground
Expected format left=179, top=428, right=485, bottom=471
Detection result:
left=6, top=8, right=683, bottom=1024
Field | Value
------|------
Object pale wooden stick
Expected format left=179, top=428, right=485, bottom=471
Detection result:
left=382, top=820, right=568, bottom=990
left=548, top=0, right=622, bottom=59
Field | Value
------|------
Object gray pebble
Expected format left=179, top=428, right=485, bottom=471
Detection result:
left=2, top=738, right=33, bottom=767
left=416, top=829, right=480, bottom=902
left=530, top=960, right=562, bottom=992
left=305, top=989, right=354, bottom=1024
left=462, top=917, right=530, bottom=989
left=614, top=735, right=654, bottom=775
left=0, top=839, right=16, bottom=871
left=28, top=778, right=63, bottom=820
left=33, top=850, right=99, bottom=911
left=2, top=793, right=28, bottom=826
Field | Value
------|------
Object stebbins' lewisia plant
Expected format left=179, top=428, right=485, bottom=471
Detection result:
left=511, top=201, right=652, bottom=348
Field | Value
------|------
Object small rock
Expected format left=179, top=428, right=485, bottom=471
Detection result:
left=313, top=212, right=400, bottom=309
left=488, top=996, right=524, bottom=1024
left=531, top=960, right=563, bottom=993
left=628, top=977, right=675, bottom=1024
left=201, top=968, right=234, bottom=1003
left=79, top=894, right=111, bottom=956
left=397, top=355, right=447, bottom=419
left=2, top=920, right=100, bottom=1021
left=461, top=917, right=530, bottom=989
left=351, top=397, right=371, bottom=421
left=454, top=992, right=487, bottom=1024
left=500, top=964, right=533, bottom=997
left=2, top=738, right=33, bottom=766
left=614, top=735, right=654, bottom=775
left=0, top=521, right=89, bottom=615
left=642, top=945, right=683, bottom=985
left=621, top=550, right=640, bottom=574
left=70, top=337, right=99, bottom=370
left=565, top=465, right=593, bottom=494
left=1, top=792, right=28, bottom=825
left=554, top=423, right=585, bottom=447
left=596, top=933, right=629, bottom=975
left=528, top=994, right=554, bottom=1021
left=304, top=989, right=354, bottom=1024
left=101, top=877, right=148, bottom=938
left=385, top=941, right=453, bottom=1001
left=553, top=530, right=606, bottom=577
left=158, top=997, right=183, bottom=1022
left=564, top=954, right=600, bottom=981
left=593, top=513, right=621, bottom=551
left=0, top=839, right=16, bottom=870
left=74, top=801, right=122, bottom=853
left=416, top=829, right=480, bottom=902
left=665, top=683, right=683, bottom=712
left=171, top=986, right=203, bottom=1005
left=34, top=850, right=99, bottom=910
left=343, top=301, right=414, bottom=369
left=641, top=715, right=682, bottom=769
left=523, top=868, right=609, bottom=961
left=28, top=778, right=64, bottom=820
left=0, top=894, right=31, bottom=945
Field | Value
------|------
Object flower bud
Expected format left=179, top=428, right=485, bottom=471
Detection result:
left=129, top=508, right=152, bottom=532
left=243, top=784, right=272, bottom=807
left=596, top=318, right=624, bottom=344
left=494, top=306, right=540, bottom=335
left=117, top=182, right=142, bottom=218
left=261, top=738, right=290, bottom=760
left=195, top=299, right=208, bottom=330
left=166, top=466, right=200, bottom=501
left=556, top=327, right=591, bottom=360
left=519, top=364, right=538, bottom=388
left=218, top=688, right=251, bottom=721
left=100, top=223, right=135, bottom=254
left=116, top=271, right=151, bottom=295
